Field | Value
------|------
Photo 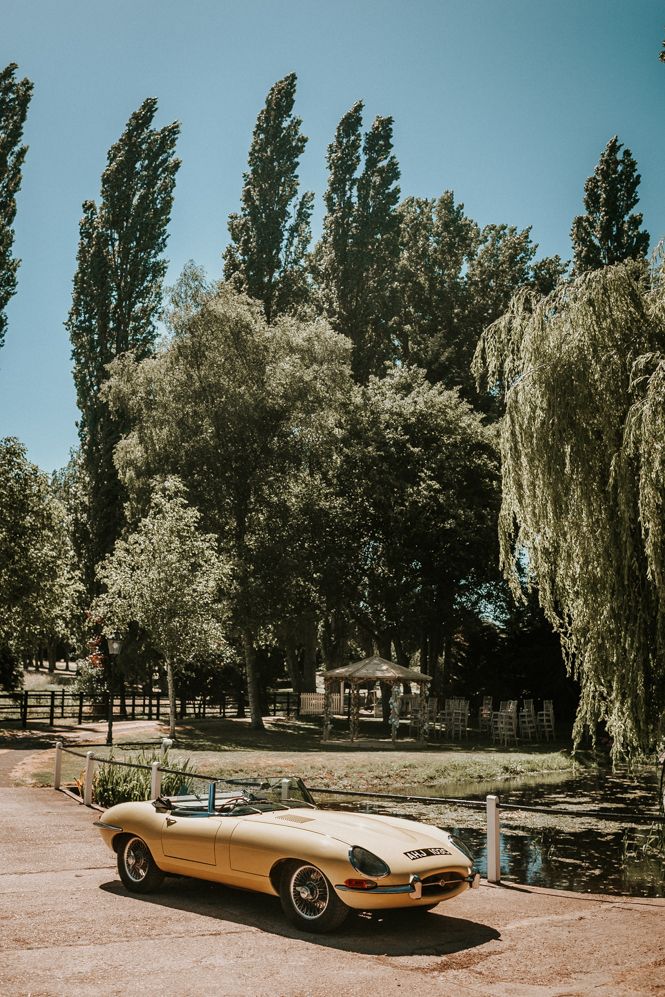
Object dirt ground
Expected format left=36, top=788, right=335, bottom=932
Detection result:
left=0, top=762, right=664, bottom=996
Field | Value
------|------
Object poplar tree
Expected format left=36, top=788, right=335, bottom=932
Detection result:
left=313, top=103, right=401, bottom=381
left=66, top=99, right=180, bottom=589
left=571, top=136, right=649, bottom=275
left=223, top=73, right=313, bottom=322
left=0, top=63, right=33, bottom=352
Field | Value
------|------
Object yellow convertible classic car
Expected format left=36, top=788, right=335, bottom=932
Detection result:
left=94, top=778, right=480, bottom=933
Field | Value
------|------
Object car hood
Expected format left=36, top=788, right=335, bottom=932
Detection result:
left=255, top=807, right=469, bottom=865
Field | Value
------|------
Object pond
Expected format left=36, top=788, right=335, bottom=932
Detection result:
left=320, top=766, right=665, bottom=899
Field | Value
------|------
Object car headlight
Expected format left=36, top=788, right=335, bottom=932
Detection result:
left=349, top=846, right=391, bottom=878
left=448, top=834, right=474, bottom=863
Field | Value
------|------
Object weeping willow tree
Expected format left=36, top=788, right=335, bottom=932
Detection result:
left=473, top=262, right=665, bottom=758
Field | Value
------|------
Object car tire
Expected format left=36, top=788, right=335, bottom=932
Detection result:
left=279, top=860, right=349, bottom=933
left=117, top=835, right=164, bottom=893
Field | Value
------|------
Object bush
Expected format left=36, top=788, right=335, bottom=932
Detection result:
left=94, top=748, right=196, bottom=807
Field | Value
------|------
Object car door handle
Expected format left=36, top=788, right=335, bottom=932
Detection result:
left=166, top=817, right=177, bottom=826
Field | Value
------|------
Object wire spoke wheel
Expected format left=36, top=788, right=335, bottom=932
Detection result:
left=279, top=860, right=348, bottom=933
left=124, top=837, right=150, bottom=883
left=117, top=834, right=164, bottom=893
left=290, top=865, right=329, bottom=920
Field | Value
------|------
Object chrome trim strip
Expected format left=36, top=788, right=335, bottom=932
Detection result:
left=93, top=820, right=123, bottom=831
left=336, top=874, right=422, bottom=897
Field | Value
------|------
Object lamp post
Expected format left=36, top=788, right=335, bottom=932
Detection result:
left=106, top=637, right=122, bottom=746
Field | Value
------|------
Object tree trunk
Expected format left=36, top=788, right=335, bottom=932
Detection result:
left=301, top=613, right=318, bottom=693
left=284, top=634, right=301, bottom=718
left=166, top=659, right=177, bottom=739
left=320, top=608, right=348, bottom=670
left=284, top=635, right=301, bottom=696
left=242, top=630, right=265, bottom=730
left=428, top=622, right=443, bottom=696
left=47, top=642, right=56, bottom=674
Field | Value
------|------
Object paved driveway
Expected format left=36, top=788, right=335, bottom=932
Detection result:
left=0, top=787, right=664, bottom=996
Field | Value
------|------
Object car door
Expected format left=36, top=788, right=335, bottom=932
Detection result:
left=161, top=813, right=223, bottom=865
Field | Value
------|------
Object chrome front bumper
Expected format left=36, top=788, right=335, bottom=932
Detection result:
left=337, top=872, right=480, bottom=898
left=93, top=820, right=123, bottom=831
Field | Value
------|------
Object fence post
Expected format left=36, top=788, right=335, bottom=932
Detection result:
left=21, top=690, right=28, bottom=728
left=53, top=740, right=62, bottom=789
left=486, top=794, right=500, bottom=883
left=150, top=761, right=161, bottom=800
left=78, top=692, right=84, bottom=725
left=61, top=688, right=65, bottom=718
left=49, top=690, right=55, bottom=726
left=84, top=751, right=95, bottom=806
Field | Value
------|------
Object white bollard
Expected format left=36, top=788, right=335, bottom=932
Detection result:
left=281, top=778, right=290, bottom=802
left=486, top=794, right=500, bottom=883
left=150, top=760, right=161, bottom=800
left=84, top=751, right=95, bottom=806
left=53, top=741, right=62, bottom=790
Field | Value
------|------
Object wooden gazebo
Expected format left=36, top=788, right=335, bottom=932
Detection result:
left=322, top=655, right=432, bottom=743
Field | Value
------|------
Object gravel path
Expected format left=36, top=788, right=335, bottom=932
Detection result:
left=0, top=786, right=664, bottom=995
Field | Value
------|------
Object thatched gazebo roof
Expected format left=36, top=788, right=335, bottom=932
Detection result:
left=324, top=655, right=431, bottom=685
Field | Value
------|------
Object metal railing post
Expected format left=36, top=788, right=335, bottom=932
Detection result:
left=53, top=741, right=62, bottom=789
left=486, top=794, right=500, bottom=883
left=150, top=760, right=161, bottom=800
left=84, top=751, right=95, bottom=806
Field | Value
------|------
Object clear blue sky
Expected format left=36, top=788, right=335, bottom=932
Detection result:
left=2, top=0, right=664, bottom=473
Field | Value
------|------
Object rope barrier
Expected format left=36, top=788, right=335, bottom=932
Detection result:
left=57, top=744, right=663, bottom=825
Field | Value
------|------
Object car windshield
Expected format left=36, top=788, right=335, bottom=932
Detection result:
left=153, top=776, right=316, bottom=817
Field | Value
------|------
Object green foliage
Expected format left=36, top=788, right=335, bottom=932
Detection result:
left=474, top=263, right=665, bottom=758
left=0, top=63, right=32, bottom=352
left=94, top=480, right=227, bottom=667
left=66, top=98, right=180, bottom=588
left=224, top=74, right=312, bottom=322
left=396, top=197, right=566, bottom=400
left=571, top=136, right=649, bottom=276
left=313, top=103, right=401, bottom=381
left=105, top=284, right=354, bottom=727
left=93, top=749, right=195, bottom=807
left=343, top=366, right=500, bottom=685
left=0, top=438, right=82, bottom=682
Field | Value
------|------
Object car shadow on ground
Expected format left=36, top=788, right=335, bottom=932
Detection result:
left=100, top=877, right=500, bottom=956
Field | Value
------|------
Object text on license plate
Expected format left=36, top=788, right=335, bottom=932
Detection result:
left=404, top=847, right=451, bottom=860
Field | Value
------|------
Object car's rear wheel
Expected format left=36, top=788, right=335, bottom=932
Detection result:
left=279, top=860, right=349, bottom=933
left=117, top=835, right=164, bottom=893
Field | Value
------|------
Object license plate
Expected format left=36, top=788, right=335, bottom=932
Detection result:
left=404, top=847, right=451, bottom=860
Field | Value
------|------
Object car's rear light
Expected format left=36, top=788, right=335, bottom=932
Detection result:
left=343, top=878, right=377, bottom=890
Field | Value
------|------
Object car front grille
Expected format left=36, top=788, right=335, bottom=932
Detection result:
left=421, top=871, right=466, bottom=896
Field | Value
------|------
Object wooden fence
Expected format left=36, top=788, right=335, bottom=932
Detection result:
left=0, top=688, right=300, bottom=727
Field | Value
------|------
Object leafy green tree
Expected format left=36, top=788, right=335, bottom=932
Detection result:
left=395, top=193, right=479, bottom=386
left=0, top=438, right=82, bottom=687
left=313, top=103, right=401, bottom=381
left=105, top=284, right=353, bottom=729
left=343, top=366, right=500, bottom=690
left=474, top=263, right=665, bottom=758
left=66, top=98, right=180, bottom=590
left=571, top=136, right=649, bottom=275
left=396, top=199, right=565, bottom=399
left=95, top=481, right=227, bottom=738
left=223, top=73, right=313, bottom=322
left=0, top=63, right=32, bottom=353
